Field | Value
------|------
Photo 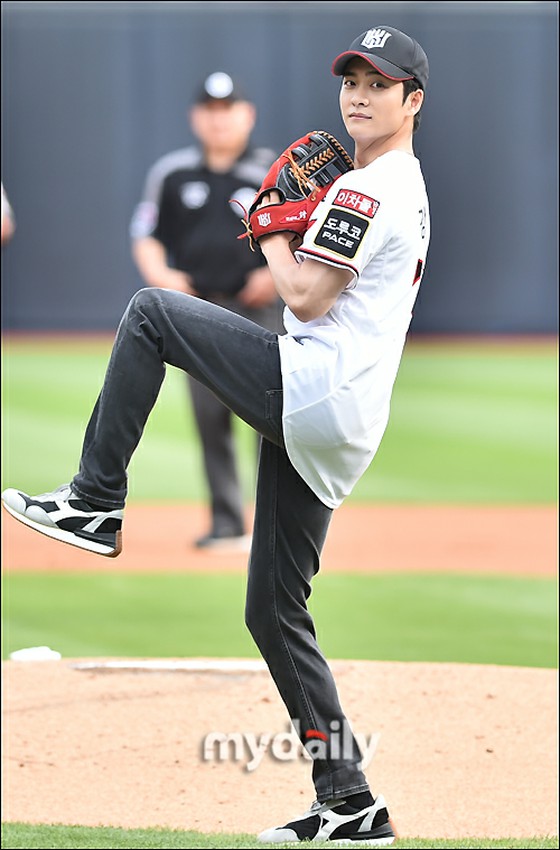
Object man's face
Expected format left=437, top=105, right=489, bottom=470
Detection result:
left=339, top=57, right=420, bottom=145
left=190, top=99, right=256, bottom=153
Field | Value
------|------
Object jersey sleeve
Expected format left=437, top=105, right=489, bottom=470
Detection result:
left=129, top=147, right=199, bottom=242
left=129, top=163, right=166, bottom=241
left=295, top=171, right=388, bottom=288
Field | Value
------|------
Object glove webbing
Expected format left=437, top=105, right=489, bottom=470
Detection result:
left=287, top=132, right=354, bottom=196
left=284, top=150, right=322, bottom=200
left=237, top=131, right=354, bottom=250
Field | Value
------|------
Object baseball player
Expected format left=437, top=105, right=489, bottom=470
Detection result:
left=130, top=72, right=284, bottom=550
left=3, top=24, right=429, bottom=845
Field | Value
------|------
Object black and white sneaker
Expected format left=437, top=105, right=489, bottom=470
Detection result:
left=257, top=795, right=396, bottom=845
left=1, top=484, right=123, bottom=557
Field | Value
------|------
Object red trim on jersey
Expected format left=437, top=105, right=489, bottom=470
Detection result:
left=298, top=246, right=358, bottom=277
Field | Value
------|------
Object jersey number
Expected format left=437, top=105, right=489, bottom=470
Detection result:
left=413, top=259, right=424, bottom=286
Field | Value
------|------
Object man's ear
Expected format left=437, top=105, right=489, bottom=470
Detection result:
left=408, top=88, right=424, bottom=116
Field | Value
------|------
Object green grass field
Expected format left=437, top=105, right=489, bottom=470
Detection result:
left=2, top=571, right=557, bottom=667
left=2, top=822, right=558, bottom=850
left=2, top=336, right=557, bottom=504
left=1, top=336, right=558, bottom=849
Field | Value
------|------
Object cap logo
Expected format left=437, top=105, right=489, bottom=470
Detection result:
left=180, top=181, right=210, bottom=209
left=204, top=71, right=234, bottom=99
left=361, top=28, right=392, bottom=50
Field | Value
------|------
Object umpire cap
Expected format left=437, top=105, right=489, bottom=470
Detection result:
left=194, top=71, right=248, bottom=104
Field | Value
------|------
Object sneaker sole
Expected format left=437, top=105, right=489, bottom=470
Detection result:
left=258, top=837, right=395, bottom=847
left=2, top=501, right=122, bottom=558
left=323, top=837, right=395, bottom=847
left=332, top=815, right=397, bottom=846
left=336, top=814, right=397, bottom=846
left=258, top=816, right=397, bottom=846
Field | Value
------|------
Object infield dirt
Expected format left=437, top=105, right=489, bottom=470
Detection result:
left=2, top=503, right=558, bottom=840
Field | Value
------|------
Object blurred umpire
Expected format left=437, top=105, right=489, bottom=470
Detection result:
left=130, top=72, right=284, bottom=550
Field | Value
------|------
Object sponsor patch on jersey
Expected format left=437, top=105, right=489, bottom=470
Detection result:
left=333, top=190, right=380, bottom=219
left=314, top=209, right=369, bottom=259
left=180, top=181, right=210, bottom=209
left=129, top=201, right=158, bottom=239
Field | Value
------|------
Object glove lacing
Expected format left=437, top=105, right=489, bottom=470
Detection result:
left=231, top=200, right=257, bottom=251
left=283, top=150, right=320, bottom=201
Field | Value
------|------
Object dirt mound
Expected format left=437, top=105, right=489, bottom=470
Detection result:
left=2, top=658, right=557, bottom=839
left=2, top=503, right=557, bottom=839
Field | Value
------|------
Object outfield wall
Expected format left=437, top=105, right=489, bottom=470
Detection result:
left=1, top=1, right=558, bottom=333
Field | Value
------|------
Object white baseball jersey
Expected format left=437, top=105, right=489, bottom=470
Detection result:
left=278, top=150, right=430, bottom=509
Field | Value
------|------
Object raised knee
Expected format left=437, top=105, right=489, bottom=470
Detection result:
left=124, top=287, right=169, bottom=326
left=129, top=287, right=159, bottom=311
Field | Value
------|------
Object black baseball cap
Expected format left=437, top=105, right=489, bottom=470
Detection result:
left=194, top=71, right=248, bottom=104
left=332, top=26, right=429, bottom=90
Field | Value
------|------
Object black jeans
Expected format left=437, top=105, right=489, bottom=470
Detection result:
left=186, top=294, right=285, bottom=539
left=71, top=288, right=369, bottom=801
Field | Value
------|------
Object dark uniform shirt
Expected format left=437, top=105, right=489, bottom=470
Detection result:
left=130, top=145, right=276, bottom=297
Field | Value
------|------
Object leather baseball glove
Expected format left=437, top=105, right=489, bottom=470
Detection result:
left=239, top=130, right=354, bottom=250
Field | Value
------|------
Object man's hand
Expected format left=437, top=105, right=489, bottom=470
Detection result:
left=132, top=236, right=197, bottom=294
left=153, top=268, right=197, bottom=294
left=237, top=266, right=279, bottom=308
left=253, top=191, right=302, bottom=252
left=241, top=131, right=353, bottom=250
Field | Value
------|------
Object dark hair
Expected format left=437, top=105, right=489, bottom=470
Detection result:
left=402, top=78, right=423, bottom=133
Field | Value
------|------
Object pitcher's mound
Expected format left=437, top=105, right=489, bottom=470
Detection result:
left=2, top=657, right=557, bottom=839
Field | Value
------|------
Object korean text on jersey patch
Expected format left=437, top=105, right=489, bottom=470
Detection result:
left=313, top=210, right=368, bottom=259
left=313, top=190, right=379, bottom=260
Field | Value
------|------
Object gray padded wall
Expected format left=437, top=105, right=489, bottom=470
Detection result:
left=1, top=1, right=558, bottom=332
